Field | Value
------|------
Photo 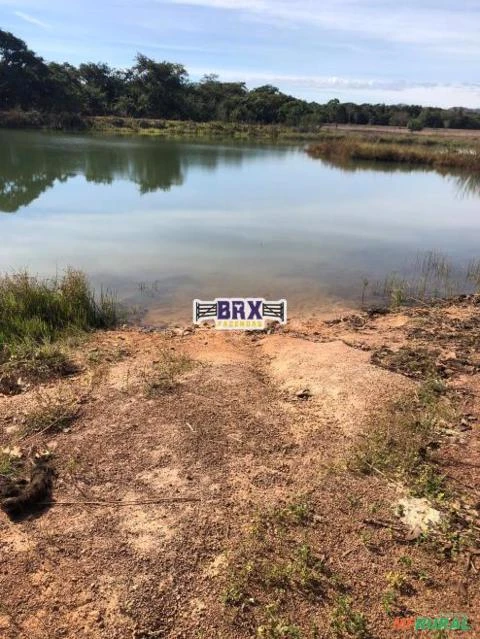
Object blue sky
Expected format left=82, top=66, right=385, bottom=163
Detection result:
left=1, top=0, right=479, bottom=108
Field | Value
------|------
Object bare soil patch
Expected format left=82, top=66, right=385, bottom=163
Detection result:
left=0, top=299, right=479, bottom=638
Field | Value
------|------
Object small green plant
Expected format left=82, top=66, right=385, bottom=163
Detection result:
left=398, top=555, right=412, bottom=569
left=269, top=501, right=313, bottom=527
left=330, top=596, right=369, bottom=638
left=144, top=349, right=194, bottom=395
left=257, top=604, right=303, bottom=638
left=351, top=379, right=455, bottom=500
left=381, top=590, right=397, bottom=616
left=0, top=453, right=14, bottom=476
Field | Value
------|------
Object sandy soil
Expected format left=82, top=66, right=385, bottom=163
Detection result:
left=0, top=299, right=479, bottom=638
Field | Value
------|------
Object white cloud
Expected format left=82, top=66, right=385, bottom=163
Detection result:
left=188, top=67, right=480, bottom=107
left=14, top=10, right=51, bottom=29
left=168, top=0, right=480, bottom=55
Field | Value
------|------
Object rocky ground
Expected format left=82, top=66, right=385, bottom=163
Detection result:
left=0, top=297, right=479, bottom=639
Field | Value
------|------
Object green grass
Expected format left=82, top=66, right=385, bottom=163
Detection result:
left=351, top=379, right=454, bottom=500
left=0, top=269, right=118, bottom=349
left=144, top=349, right=195, bottom=396
left=0, top=453, right=15, bottom=476
left=0, top=269, right=118, bottom=383
left=222, top=500, right=345, bottom=638
left=89, top=116, right=324, bottom=142
left=330, top=596, right=369, bottom=638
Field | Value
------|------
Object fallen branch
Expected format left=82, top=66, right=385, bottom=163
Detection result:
left=41, top=497, right=201, bottom=506
left=363, top=517, right=404, bottom=531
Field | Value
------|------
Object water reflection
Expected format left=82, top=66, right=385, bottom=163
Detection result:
left=453, top=173, right=480, bottom=198
left=1, top=130, right=479, bottom=322
left=0, top=131, right=282, bottom=212
left=316, top=155, right=480, bottom=199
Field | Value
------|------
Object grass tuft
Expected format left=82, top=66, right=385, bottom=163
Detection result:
left=351, top=379, right=455, bottom=500
left=21, top=391, right=80, bottom=437
left=0, top=453, right=14, bottom=476
left=308, top=138, right=480, bottom=172
left=144, top=349, right=194, bottom=396
left=330, top=596, right=369, bottom=638
left=0, top=269, right=118, bottom=387
left=0, top=269, right=118, bottom=354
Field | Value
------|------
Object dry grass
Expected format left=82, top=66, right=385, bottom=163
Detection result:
left=20, top=391, right=80, bottom=437
left=307, top=138, right=480, bottom=171
left=143, top=349, right=195, bottom=396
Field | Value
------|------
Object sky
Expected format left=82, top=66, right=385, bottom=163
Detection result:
left=1, top=0, right=479, bottom=108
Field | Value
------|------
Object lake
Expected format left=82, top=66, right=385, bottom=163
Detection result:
left=1, top=129, right=479, bottom=323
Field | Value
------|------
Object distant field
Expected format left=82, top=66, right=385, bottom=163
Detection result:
left=323, top=123, right=480, bottom=139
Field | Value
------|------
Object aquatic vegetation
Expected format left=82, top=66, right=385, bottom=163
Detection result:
left=0, top=269, right=118, bottom=355
left=307, top=138, right=480, bottom=172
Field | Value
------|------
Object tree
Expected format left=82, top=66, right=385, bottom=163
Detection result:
left=79, top=62, right=124, bottom=114
left=128, top=55, right=189, bottom=118
left=0, top=29, right=51, bottom=110
left=1, top=28, right=480, bottom=132
left=48, top=62, right=86, bottom=112
left=407, top=118, right=423, bottom=131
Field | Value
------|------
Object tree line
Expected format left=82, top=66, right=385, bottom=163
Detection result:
left=1, top=28, right=479, bottom=131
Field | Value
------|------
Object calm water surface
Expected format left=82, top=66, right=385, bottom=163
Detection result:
left=1, top=129, right=479, bottom=322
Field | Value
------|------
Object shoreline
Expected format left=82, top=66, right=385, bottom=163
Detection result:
left=2, top=112, right=480, bottom=176
left=3, top=110, right=480, bottom=145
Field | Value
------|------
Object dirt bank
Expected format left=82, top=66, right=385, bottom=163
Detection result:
left=0, top=298, right=479, bottom=638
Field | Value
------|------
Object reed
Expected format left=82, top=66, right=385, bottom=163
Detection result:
left=0, top=269, right=118, bottom=357
left=308, top=138, right=480, bottom=171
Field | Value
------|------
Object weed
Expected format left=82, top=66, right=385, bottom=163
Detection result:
left=398, top=555, right=412, bottom=569
left=0, top=269, right=118, bottom=354
left=87, top=345, right=130, bottom=366
left=350, top=379, right=457, bottom=500
left=21, top=391, right=80, bottom=437
left=223, top=500, right=336, bottom=637
left=0, top=453, right=14, bottom=476
left=257, top=604, right=303, bottom=638
left=385, top=572, right=405, bottom=592
left=330, top=596, right=369, bottom=638
left=144, top=349, right=194, bottom=395
left=351, top=380, right=455, bottom=500
left=0, top=270, right=118, bottom=389
left=381, top=590, right=397, bottom=616
left=2, top=341, right=77, bottom=384
left=371, top=346, right=440, bottom=380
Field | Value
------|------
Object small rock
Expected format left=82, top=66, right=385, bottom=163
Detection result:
left=458, top=418, right=472, bottom=432
left=295, top=388, right=312, bottom=400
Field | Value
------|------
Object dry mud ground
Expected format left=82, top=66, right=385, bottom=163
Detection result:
left=0, top=299, right=479, bottom=639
